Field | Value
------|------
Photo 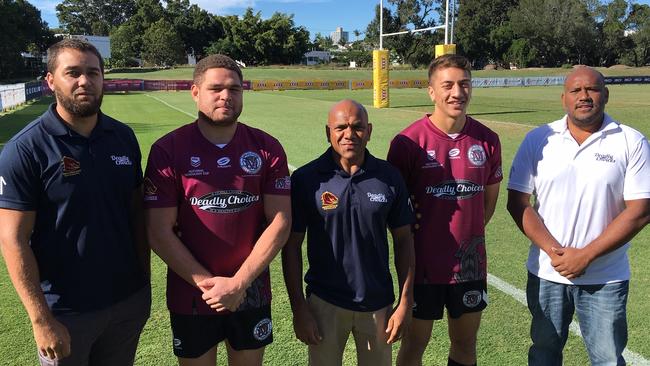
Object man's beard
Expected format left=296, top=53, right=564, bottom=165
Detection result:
left=55, top=89, right=103, bottom=117
left=198, top=110, right=240, bottom=127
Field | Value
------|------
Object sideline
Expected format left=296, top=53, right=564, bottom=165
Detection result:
left=147, top=92, right=648, bottom=364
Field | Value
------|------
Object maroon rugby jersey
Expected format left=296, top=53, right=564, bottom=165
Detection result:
left=144, top=121, right=290, bottom=314
left=388, top=115, right=502, bottom=284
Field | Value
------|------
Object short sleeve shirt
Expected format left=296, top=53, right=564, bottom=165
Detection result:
left=388, top=115, right=502, bottom=285
left=291, top=149, right=413, bottom=312
left=0, top=104, right=146, bottom=314
left=508, top=114, right=650, bottom=284
left=144, top=121, right=290, bottom=315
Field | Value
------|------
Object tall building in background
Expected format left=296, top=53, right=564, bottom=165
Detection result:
left=330, top=27, right=349, bottom=45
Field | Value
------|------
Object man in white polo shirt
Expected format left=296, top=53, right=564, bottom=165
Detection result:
left=507, top=66, right=650, bottom=366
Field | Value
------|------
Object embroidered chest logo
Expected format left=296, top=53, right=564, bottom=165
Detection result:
left=594, top=153, right=615, bottom=163
left=190, top=156, right=201, bottom=167
left=422, top=150, right=441, bottom=169
left=321, top=191, right=339, bottom=210
left=190, top=190, right=260, bottom=213
left=448, top=148, right=461, bottom=159
left=217, top=157, right=231, bottom=168
left=111, top=155, right=132, bottom=166
left=61, top=156, right=81, bottom=177
left=240, top=151, right=262, bottom=174
left=425, top=180, right=484, bottom=200
left=367, top=192, right=388, bottom=203
left=467, top=145, right=487, bottom=166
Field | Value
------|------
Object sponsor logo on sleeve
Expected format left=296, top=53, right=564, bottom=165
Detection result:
left=594, top=152, right=615, bottom=163
left=240, top=151, right=262, bottom=174
left=275, top=176, right=291, bottom=190
left=61, top=156, right=81, bottom=177
left=321, top=191, right=339, bottom=210
left=143, top=177, right=158, bottom=201
left=462, top=290, right=482, bottom=308
left=425, top=180, right=484, bottom=200
left=190, top=156, right=201, bottom=167
left=367, top=192, right=388, bottom=203
left=467, top=145, right=487, bottom=166
left=111, top=155, right=133, bottom=166
left=253, top=318, right=272, bottom=341
left=494, top=165, right=503, bottom=179
left=190, top=190, right=260, bottom=213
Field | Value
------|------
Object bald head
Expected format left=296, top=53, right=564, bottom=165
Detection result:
left=328, top=99, right=368, bottom=126
left=564, top=66, right=605, bottom=90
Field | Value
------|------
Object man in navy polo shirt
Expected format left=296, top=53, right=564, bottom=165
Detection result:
left=0, top=39, right=150, bottom=365
left=282, top=99, right=415, bottom=365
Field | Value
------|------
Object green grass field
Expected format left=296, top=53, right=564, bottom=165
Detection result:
left=105, top=65, right=650, bottom=80
left=1, top=83, right=649, bottom=365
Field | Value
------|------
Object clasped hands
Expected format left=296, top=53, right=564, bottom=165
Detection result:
left=198, top=276, right=247, bottom=312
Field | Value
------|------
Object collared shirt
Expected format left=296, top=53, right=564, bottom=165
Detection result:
left=291, top=148, right=413, bottom=312
left=144, top=121, right=290, bottom=315
left=0, top=104, right=146, bottom=314
left=508, top=113, right=650, bottom=285
left=388, top=115, right=503, bottom=284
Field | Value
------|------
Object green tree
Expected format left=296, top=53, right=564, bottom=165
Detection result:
left=312, top=33, right=334, bottom=50
left=110, top=22, right=142, bottom=67
left=597, top=0, right=633, bottom=65
left=165, top=0, right=223, bottom=58
left=141, top=19, right=185, bottom=66
left=365, top=1, right=443, bottom=67
left=622, top=3, right=650, bottom=66
left=0, top=0, right=54, bottom=79
left=56, top=0, right=136, bottom=35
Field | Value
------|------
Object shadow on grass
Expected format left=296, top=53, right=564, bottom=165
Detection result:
left=0, top=97, right=53, bottom=143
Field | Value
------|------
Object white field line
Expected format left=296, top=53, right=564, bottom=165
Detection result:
left=487, top=274, right=649, bottom=365
left=147, top=92, right=647, bottom=364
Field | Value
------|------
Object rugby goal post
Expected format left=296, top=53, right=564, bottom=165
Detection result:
left=373, top=0, right=457, bottom=108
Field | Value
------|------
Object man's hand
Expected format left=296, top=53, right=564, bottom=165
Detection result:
left=385, top=302, right=412, bottom=344
left=33, top=317, right=71, bottom=360
left=551, top=247, right=591, bottom=279
left=198, top=276, right=246, bottom=312
left=292, top=304, right=322, bottom=345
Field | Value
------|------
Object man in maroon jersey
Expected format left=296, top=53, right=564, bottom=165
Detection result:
left=143, top=54, right=291, bottom=366
left=388, top=54, right=502, bottom=366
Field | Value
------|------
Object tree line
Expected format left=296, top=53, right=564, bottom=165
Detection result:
left=1, top=0, right=649, bottom=80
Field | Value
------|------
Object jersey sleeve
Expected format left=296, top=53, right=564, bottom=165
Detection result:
left=387, top=171, right=414, bottom=229
left=507, top=133, right=535, bottom=194
left=486, top=134, right=504, bottom=185
left=0, top=141, right=40, bottom=211
left=262, top=139, right=291, bottom=196
left=143, top=142, right=179, bottom=208
left=623, top=136, right=650, bottom=200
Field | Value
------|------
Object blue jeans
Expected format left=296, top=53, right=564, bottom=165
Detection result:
left=526, top=272, right=628, bottom=366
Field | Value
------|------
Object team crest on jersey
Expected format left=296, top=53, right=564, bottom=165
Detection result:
left=240, top=151, right=262, bottom=174
left=253, top=318, right=272, bottom=341
left=427, top=150, right=436, bottom=161
left=321, top=191, right=339, bottom=210
left=467, top=145, right=487, bottom=166
left=61, top=156, right=81, bottom=177
left=423, top=150, right=441, bottom=169
left=462, top=290, right=482, bottom=308
left=190, top=156, right=201, bottom=168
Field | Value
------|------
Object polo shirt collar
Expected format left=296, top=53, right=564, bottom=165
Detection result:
left=316, top=147, right=379, bottom=175
left=42, top=103, right=113, bottom=137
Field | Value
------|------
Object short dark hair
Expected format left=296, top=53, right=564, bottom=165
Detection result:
left=428, top=54, right=472, bottom=81
left=193, top=54, right=243, bottom=86
left=47, top=38, right=104, bottom=74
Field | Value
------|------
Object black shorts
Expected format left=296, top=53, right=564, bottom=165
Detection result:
left=169, top=305, right=273, bottom=358
left=413, top=280, right=488, bottom=320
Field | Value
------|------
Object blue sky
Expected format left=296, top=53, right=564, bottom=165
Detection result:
left=32, top=0, right=650, bottom=40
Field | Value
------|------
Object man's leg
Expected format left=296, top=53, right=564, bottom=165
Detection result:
left=89, top=286, right=151, bottom=366
left=575, top=281, right=628, bottom=366
left=526, top=273, right=573, bottom=366
left=178, top=348, right=217, bottom=366
left=307, top=294, right=352, bottom=366
left=225, top=341, right=264, bottom=366
left=396, top=319, right=434, bottom=366
left=447, top=312, right=481, bottom=365
left=224, top=305, right=273, bottom=366
left=352, top=305, right=392, bottom=366
left=170, top=312, right=225, bottom=366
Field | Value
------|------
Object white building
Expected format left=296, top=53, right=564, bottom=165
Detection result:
left=303, top=51, right=331, bottom=65
left=330, top=27, right=349, bottom=45
left=69, top=35, right=111, bottom=59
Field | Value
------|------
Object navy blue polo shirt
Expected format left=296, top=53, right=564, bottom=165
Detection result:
left=0, top=104, right=147, bottom=314
left=291, top=148, right=414, bottom=312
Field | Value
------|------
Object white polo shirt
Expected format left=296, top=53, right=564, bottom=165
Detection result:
left=508, top=114, right=650, bottom=285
